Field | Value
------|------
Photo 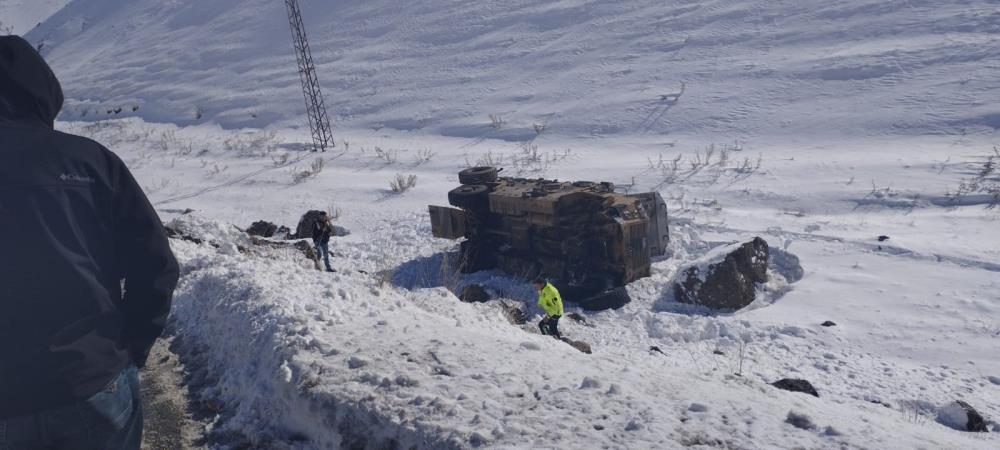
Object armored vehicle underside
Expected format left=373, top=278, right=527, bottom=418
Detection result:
left=430, top=167, right=669, bottom=310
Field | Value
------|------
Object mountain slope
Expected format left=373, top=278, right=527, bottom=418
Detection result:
left=27, top=0, right=1000, bottom=138
left=0, top=0, right=69, bottom=34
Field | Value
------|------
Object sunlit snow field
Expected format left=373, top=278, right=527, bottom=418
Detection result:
left=3, top=0, right=998, bottom=447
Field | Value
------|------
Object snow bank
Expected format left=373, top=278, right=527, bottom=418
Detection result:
left=166, top=215, right=997, bottom=449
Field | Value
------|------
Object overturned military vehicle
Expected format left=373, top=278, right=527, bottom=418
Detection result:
left=429, top=166, right=669, bottom=310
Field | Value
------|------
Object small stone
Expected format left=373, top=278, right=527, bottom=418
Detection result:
left=688, top=403, right=709, bottom=413
left=821, top=321, right=837, bottom=327
left=246, top=220, right=279, bottom=237
left=459, top=284, right=490, bottom=303
left=786, top=411, right=816, bottom=430
left=580, top=377, right=601, bottom=389
left=562, top=338, right=592, bottom=354
left=772, top=378, right=819, bottom=397
left=566, top=313, right=587, bottom=323
left=347, top=357, right=367, bottom=369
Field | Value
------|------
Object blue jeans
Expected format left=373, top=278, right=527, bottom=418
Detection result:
left=315, top=241, right=332, bottom=270
left=0, top=366, right=142, bottom=450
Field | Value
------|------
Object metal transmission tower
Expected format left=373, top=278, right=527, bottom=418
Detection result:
left=285, top=0, right=334, bottom=152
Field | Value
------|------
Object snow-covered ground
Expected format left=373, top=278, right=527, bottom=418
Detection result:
left=13, top=0, right=1000, bottom=447
left=56, top=118, right=999, bottom=449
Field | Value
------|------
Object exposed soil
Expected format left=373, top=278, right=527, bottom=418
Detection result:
left=140, top=338, right=206, bottom=450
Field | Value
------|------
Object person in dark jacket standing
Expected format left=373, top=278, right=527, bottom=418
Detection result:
left=312, top=211, right=335, bottom=272
left=0, top=36, right=179, bottom=449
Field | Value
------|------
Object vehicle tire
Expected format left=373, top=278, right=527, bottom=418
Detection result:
left=448, top=184, right=489, bottom=209
left=577, top=287, right=631, bottom=311
left=459, top=166, right=499, bottom=185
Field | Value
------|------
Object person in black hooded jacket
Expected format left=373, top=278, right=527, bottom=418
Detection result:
left=0, top=35, right=179, bottom=449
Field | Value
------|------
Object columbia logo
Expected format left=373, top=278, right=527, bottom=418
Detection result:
left=60, top=173, right=95, bottom=183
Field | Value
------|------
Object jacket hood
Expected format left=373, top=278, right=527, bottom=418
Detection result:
left=0, top=36, right=64, bottom=128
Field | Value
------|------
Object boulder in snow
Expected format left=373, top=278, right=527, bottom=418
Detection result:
left=561, top=338, right=593, bottom=354
left=293, top=210, right=349, bottom=239
left=821, top=320, right=837, bottom=327
left=771, top=378, right=819, bottom=397
left=246, top=220, right=278, bottom=237
left=566, top=312, right=588, bottom=324
left=937, top=400, right=989, bottom=432
left=675, top=237, right=769, bottom=310
left=458, top=284, right=490, bottom=303
left=500, top=301, right=527, bottom=325
left=347, top=357, right=367, bottom=369
left=332, top=225, right=351, bottom=237
left=786, top=411, right=816, bottom=430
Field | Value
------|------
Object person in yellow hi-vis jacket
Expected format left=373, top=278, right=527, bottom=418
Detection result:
left=533, top=278, right=564, bottom=338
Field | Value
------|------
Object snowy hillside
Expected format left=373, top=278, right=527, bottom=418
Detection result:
left=0, top=0, right=69, bottom=34
left=27, top=0, right=1000, bottom=137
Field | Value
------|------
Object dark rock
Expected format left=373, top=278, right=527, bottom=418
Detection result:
left=164, top=225, right=203, bottom=245
left=293, top=210, right=330, bottom=239
left=292, top=241, right=320, bottom=268
left=650, top=346, right=667, bottom=356
left=878, top=235, right=890, bottom=242
left=772, top=378, right=819, bottom=397
left=712, top=349, right=725, bottom=355
left=246, top=220, right=279, bottom=237
left=562, top=338, right=592, bottom=354
left=275, top=225, right=292, bottom=240
left=499, top=301, right=527, bottom=325
left=247, top=236, right=320, bottom=270
left=347, top=357, right=367, bottom=369
left=459, top=284, right=490, bottom=303
left=293, top=210, right=324, bottom=239
left=566, top=313, right=587, bottom=324
left=938, top=400, right=989, bottom=432
left=332, top=225, right=351, bottom=237
left=675, top=237, right=769, bottom=310
left=786, top=411, right=816, bottom=430
left=821, top=321, right=837, bottom=327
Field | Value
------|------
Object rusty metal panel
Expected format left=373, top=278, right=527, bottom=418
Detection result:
left=429, top=206, right=467, bottom=239
left=618, top=218, right=650, bottom=283
left=630, top=192, right=670, bottom=257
